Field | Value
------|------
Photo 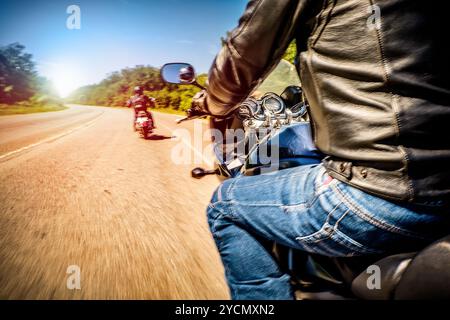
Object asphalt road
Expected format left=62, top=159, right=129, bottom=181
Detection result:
left=0, top=105, right=229, bottom=299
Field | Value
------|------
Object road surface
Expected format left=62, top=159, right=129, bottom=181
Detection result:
left=0, top=105, right=229, bottom=299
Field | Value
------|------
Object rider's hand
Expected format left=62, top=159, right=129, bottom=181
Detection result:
left=187, top=90, right=210, bottom=118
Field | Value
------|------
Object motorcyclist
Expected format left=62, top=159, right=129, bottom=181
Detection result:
left=179, top=66, right=195, bottom=84
left=190, top=0, right=450, bottom=300
left=126, top=86, right=156, bottom=128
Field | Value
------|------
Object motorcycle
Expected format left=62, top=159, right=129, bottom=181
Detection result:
left=134, top=110, right=154, bottom=139
left=160, top=61, right=450, bottom=300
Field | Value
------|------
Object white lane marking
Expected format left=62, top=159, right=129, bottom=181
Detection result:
left=0, top=112, right=104, bottom=161
left=157, top=121, right=214, bottom=167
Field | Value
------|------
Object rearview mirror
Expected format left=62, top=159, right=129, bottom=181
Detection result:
left=161, top=63, right=196, bottom=84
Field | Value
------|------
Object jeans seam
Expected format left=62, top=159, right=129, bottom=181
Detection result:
left=208, top=207, right=237, bottom=298
left=295, top=201, right=342, bottom=242
left=281, top=190, right=322, bottom=210
left=332, top=182, right=428, bottom=240
left=218, top=178, right=239, bottom=202
left=283, top=181, right=334, bottom=211
left=333, top=228, right=383, bottom=255
left=297, top=207, right=383, bottom=255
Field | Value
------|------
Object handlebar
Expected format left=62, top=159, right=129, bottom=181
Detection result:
left=175, top=114, right=206, bottom=124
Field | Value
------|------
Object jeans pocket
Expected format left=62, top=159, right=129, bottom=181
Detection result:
left=295, top=209, right=384, bottom=257
left=296, top=226, right=383, bottom=256
left=296, top=221, right=335, bottom=243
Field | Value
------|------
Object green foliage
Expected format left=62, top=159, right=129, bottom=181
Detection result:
left=0, top=43, right=62, bottom=111
left=68, top=65, right=207, bottom=113
left=282, top=40, right=297, bottom=65
left=0, top=43, right=37, bottom=103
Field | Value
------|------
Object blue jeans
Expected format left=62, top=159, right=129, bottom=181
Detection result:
left=207, top=164, right=449, bottom=300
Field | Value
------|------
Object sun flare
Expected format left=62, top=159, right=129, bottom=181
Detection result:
left=47, top=63, right=85, bottom=98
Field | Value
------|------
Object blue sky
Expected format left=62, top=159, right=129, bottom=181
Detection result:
left=0, top=0, right=247, bottom=96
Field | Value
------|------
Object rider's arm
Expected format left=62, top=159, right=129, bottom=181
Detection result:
left=148, top=97, right=156, bottom=108
left=142, top=95, right=150, bottom=108
left=205, top=0, right=312, bottom=117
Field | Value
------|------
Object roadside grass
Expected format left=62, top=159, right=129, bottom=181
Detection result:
left=0, top=103, right=68, bottom=116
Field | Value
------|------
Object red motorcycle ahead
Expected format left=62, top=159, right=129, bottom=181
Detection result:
left=134, top=110, right=154, bottom=139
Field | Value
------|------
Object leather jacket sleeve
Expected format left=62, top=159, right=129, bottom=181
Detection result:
left=206, top=0, right=312, bottom=116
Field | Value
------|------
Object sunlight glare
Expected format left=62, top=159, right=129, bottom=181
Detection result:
left=48, top=63, right=85, bottom=98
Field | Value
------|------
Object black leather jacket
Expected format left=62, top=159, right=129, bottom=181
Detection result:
left=205, top=0, right=450, bottom=205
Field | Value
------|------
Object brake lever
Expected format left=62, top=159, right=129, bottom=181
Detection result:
left=176, top=115, right=206, bottom=124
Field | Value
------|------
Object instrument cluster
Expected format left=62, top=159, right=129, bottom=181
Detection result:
left=235, top=92, right=307, bottom=128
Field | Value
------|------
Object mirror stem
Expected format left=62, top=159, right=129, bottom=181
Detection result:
left=193, top=80, right=206, bottom=91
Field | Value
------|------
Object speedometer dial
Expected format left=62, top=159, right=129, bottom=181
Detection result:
left=262, top=93, right=284, bottom=114
left=236, top=98, right=260, bottom=120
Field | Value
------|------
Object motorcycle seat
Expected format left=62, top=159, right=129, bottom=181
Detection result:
left=351, top=235, right=450, bottom=299
left=288, top=235, right=450, bottom=299
left=350, top=252, right=415, bottom=299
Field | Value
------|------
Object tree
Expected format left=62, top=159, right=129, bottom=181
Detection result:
left=0, top=43, right=38, bottom=103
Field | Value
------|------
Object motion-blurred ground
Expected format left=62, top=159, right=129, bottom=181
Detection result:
left=0, top=105, right=228, bottom=299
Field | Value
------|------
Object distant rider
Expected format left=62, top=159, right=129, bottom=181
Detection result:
left=126, top=86, right=156, bottom=128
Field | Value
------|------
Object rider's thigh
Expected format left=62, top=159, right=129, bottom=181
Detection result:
left=207, top=164, right=339, bottom=250
left=321, top=179, right=450, bottom=255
